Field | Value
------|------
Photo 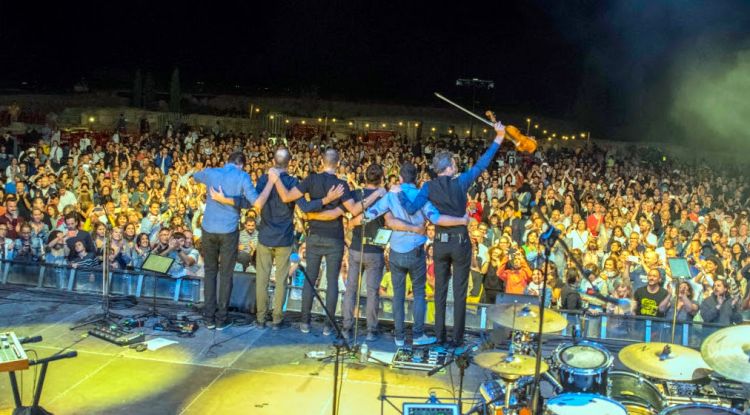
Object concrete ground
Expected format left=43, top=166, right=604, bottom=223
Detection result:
left=0, top=287, right=500, bottom=415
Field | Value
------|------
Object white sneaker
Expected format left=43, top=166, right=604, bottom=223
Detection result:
left=394, top=338, right=405, bottom=347
left=413, top=334, right=437, bottom=346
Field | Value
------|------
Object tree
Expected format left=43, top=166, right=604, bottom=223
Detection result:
left=143, top=72, right=156, bottom=109
left=169, top=67, right=181, bottom=114
left=131, top=69, right=143, bottom=108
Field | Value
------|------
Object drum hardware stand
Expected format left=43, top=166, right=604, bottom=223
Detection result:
left=427, top=339, right=486, bottom=411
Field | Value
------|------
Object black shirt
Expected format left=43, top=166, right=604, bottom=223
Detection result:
left=297, top=172, right=351, bottom=240
left=634, top=286, right=669, bottom=317
left=256, top=172, right=298, bottom=247
left=349, top=188, right=384, bottom=254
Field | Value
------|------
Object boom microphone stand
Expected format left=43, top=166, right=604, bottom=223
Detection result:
left=71, top=222, right=124, bottom=330
left=528, top=205, right=604, bottom=415
left=292, top=253, right=353, bottom=415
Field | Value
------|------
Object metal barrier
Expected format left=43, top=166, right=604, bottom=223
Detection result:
left=0, top=260, right=730, bottom=346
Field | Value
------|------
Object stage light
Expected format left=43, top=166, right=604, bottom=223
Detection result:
left=543, top=130, right=547, bottom=134
left=431, top=127, right=436, bottom=132
left=448, top=129, right=453, bottom=134
left=317, top=118, right=322, bottom=122
left=348, top=122, right=353, bottom=126
left=255, top=108, right=261, bottom=113
left=382, top=123, right=387, bottom=128
left=482, top=129, right=487, bottom=133
left=548, top=137, right=552, bottom=141
left=552, top=133, right=556, bottom=137
left=398, top=121, right=403, bottom=126
left=465, top=130, right=470, bottom=134
left=285, top=119, right=290, bottom=124
left=88, top=116, right=95, bottom=123
left=662, top=156, right=667, bottom=161
left=365, top=123, right=370, bottom=128
left=332, top=118, right=336, bottom=123
left=301, top=120, right=306, bottom=124
left=534, top=124, right=539, bottom=129
left=580, top=133, right=585, bottom=138
left=414, top=123, right=419, bottom=127
left=526, top=118, right=531, bottom=122
left=269, top=115, right=274, bottom=120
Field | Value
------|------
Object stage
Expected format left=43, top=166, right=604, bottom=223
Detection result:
left=0, top=286, right=492, bottom=415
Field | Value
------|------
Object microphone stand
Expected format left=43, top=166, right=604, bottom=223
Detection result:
left=295, top=259, right=387, bottom=415
left=528, top=205, right=593, bottom=415
left=71, top=223, right=124, bottom=330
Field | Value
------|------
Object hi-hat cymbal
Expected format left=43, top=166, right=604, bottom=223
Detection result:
left=474, top=351, right=548, bottom=379
left=486, top=303, right=567, bottom=333
left=619, top=342, right=712, bottom=381
left=701, top=325, right=750, bottom=383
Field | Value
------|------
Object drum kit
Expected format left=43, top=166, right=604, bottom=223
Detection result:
left=471, top=303, right=750, bottom=415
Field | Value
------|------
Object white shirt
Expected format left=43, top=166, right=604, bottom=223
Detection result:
left=57, top=190, right=78, bottom=211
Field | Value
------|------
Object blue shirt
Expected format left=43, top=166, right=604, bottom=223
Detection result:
left=365, top=183, right=441, bottom=254
left=193, top=164, right=258, bottom=234
left=399, top=142, right=501, bottom=216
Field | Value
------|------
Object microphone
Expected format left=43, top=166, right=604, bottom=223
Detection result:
left=539, top=226, right=561, bottom=245
left=98, top=215, right=112, bottom=228
left=18, top=335, right=42, bottom=344
left=585, top=288, right=629, bottom=306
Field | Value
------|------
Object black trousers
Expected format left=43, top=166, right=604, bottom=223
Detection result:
left=201, top=229, right=239, bottom=322
left=433, top=231, right=471, bottom=343
left=300, top=234, right=345, bottom=325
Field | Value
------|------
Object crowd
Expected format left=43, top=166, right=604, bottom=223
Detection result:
left=0, top=119, right=748, bottom=336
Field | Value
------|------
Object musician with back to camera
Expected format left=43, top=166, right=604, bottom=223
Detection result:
left=397, top=120, right=509, bottom=347
left=361, top=161, right=470, bottom=347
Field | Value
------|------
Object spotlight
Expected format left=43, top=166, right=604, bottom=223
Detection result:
left=88, top=116, right=95, bottom=123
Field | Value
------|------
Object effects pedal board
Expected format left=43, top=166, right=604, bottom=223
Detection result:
left=392, top=347, right=449, bottom=371
left=88, top=324, right=145, bottom=346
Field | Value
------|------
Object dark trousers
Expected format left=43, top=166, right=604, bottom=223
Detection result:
left=201, top=229, right=239, bottom=322
left=301, top=234, right=344, bottom=325
left=433, top=232, right=471, bottom=343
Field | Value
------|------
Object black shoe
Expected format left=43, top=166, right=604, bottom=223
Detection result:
left=216, top=319, right=233, bottom=331
left=204, top=318, right=216, bottom=330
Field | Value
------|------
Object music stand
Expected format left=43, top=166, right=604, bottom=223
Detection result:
left=136, top=253, right=175, bottom=321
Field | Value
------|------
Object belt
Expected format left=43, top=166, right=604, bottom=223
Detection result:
left=436, top=232, right=468, bottom=243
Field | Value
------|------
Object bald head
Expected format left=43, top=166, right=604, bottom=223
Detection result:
left=274, top=148, right=291, bottom=169
left=323, top=149, right=339, bottom=168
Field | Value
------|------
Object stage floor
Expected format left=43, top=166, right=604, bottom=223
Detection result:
left=0, top=287, right=495, bottom=415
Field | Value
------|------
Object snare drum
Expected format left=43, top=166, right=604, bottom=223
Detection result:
left=554, top=341, right=613, bottom=394
left=657, top=404, right=743, bottom=415
left=545, top=393, right=627, bottom=415
left=608, top=371, right=664, bottom=415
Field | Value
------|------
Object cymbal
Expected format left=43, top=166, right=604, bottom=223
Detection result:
left=701, top=325, right=750, bottom=383
left=619, top=342, right=712, bottom=381
left=486, top=303, right=567, bottom=333
left=474, top=351, right=548, bottom=379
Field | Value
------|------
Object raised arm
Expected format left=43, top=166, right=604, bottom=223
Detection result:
left=457, top=123, right=505, bottom=193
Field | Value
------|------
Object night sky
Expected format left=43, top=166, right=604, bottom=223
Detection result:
left=2, top=1, right=749, bottom=143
